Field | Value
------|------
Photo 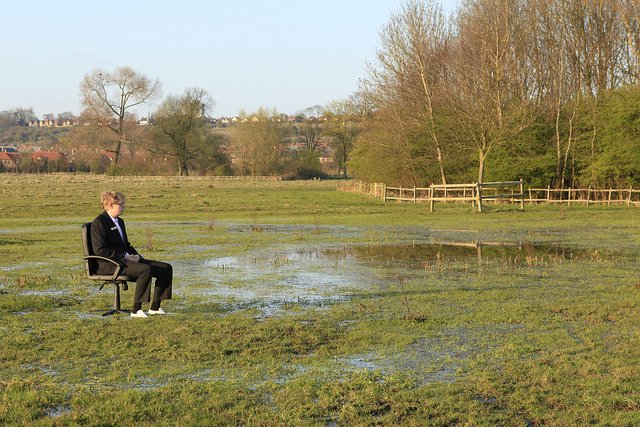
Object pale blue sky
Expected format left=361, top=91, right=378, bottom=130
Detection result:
left=1, top=0, right=458, bottom=118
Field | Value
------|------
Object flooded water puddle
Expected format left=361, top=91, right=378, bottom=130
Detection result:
left=0, top=261, right=48, bottom=272
left=18, top=289, right=68, bottom=297
left=181, top=247, right=379, bottom=317
left=22, top=363, right=61, bottom=377
left=324, top=240, right=623, bottom=268
left=176, top=238, right=618, bottom=317
left=46, top=405, right=72, bottom=418
left=327, top=323, right=524, bottom=384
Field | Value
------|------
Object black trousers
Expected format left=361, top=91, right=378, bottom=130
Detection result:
left=121, top=259, right=173, bottom=304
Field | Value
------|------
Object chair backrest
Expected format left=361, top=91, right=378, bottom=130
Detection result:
left=81, top=222, right=98, bottom=277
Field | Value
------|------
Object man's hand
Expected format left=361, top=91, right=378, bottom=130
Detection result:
left=125, top=254, right=140, bottom=262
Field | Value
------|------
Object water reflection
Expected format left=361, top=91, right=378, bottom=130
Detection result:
left=188, top=240, right=619, bottom=318
left=185, top=247, right=377, bottom=317
left=324, top=241, right=617, bottom=268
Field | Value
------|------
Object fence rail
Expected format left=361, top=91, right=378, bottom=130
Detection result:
left=527, top=187, right=640, bottom=206
left=384, top=180, right=524, bottom=212
left=336, top=181, right=387, bottom=199
left=339, top=180, right=640, bottom=210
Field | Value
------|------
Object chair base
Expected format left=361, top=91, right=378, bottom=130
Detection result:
left=102, top=308, right=131, bottom=316
left=101, top=281, right=129, bottom=316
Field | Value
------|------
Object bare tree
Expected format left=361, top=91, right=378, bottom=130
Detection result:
left=0, top=107, right=36, bottom=127
left=387, top=0, right=451, bottom=184
left=348, top=0, right=640, bottom=187
left=351, top=106, right=422, bottom=185
left=533, top=0, right=628, bottom=187
left=230, top=108, right=286, bottom=176
left=621, top=0, right=640, bottom=83
left=365, top=0, right=452, bottom=185
left=324, top=99, right=360, bottom=178
left=80, top=66, right=161, bottom=165
left=56, top=111, right=76, bottom=124
left=527, top=0, right=580, bottom=188
left=298, top=105, right=325, bottom=151
left=451, top=0, right=534, bottom=183
left=153, top=88, right=213, bottom=176
left=562, top=0, right=625, bottom=98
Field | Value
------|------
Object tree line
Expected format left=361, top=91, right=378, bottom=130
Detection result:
left=4, top=0, right=639, bottom=185
left=1, top=67, right=361, bottom=177
left=351, top=0, right=640, bottom=188
left=73, top=68, right=362, bottom=177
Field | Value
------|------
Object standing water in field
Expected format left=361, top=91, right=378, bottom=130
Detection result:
left=176, top=232, right=619, bottom=317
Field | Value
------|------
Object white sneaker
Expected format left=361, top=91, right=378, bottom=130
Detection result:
left=148, top=308, right=166, bottom=315
left=131, top=309, right=148, bottom=318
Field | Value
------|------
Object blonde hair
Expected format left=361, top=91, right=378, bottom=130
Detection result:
left=101, top=191, right=126, bottom=209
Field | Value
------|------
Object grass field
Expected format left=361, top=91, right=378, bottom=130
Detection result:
left=2, top=174, right=640, bottom=426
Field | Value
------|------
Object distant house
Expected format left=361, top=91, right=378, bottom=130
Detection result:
left=0, top=152, right=18, bottom=170
left=31, top=151, right=70, bottom=170
left=28, top=119, right=74, bottom=127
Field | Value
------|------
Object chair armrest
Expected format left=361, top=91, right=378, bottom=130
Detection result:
left=83, top=255, right=124, bottom=280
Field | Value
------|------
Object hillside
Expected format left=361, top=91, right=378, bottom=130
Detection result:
left=0, top=125, right=71, bottom=148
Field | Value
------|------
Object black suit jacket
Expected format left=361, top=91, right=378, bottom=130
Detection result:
left=91, top=211, right=139, bottom=274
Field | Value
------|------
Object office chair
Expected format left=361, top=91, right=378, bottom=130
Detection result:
left=81, top=222, right=132, bottom=316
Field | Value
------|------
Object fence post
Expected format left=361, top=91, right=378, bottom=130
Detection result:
left=476, top=182, right=483, bottom=212
left=471, top=184, right=474, bottom=210
left=519, top=178, right=524, bottom=211
left=587, top=187, right=591, bottom=206
left=547, top=185, right=551, bottom=204
left=628, top=186, right=632, bottom=207
left=413, top=186, right=417, bottom=203
left=608, top=188, right=612, bottom=206
left=429, top=185, right=434, bottom=212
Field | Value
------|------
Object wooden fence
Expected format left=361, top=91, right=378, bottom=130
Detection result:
left=339, top=180, right=640, bottom=210
left=478, top=180, right=525, bottom=212
left=527, top=187, right=640, bottom=206
left=337, top=180, right=387, bottom=199
left=384, top=180, right=525, bottom=212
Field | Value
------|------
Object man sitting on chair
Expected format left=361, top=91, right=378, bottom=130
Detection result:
left=91, top=191, right=173, bottom=318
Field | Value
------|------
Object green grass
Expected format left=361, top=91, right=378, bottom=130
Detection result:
left=2, top=175, right=640, bottom=425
